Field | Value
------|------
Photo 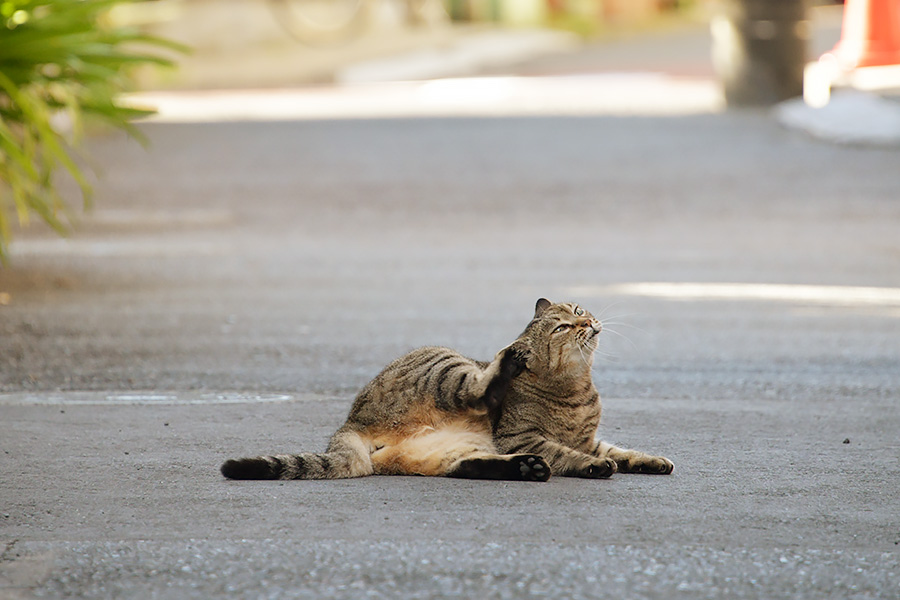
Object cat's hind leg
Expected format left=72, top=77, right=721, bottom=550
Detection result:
left=456, top=343, right=530, bottom=411
left=448, top=454, right=550, bottom=482
left=368, top=420, right=550, bottom=482
left=414, top=344, right=528, bottom=414
left=221, top=430, right=374, bottom=480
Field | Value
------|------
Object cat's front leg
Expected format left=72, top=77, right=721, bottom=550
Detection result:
left=596, top=441, right=674, bottom=474
left=496, top=433, right=617, bottom=478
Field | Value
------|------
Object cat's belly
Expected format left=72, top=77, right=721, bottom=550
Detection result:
left=363, top=408, right=495, bottom=476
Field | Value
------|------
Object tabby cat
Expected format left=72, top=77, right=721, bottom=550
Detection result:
left=221, top=298, right=673, bottom=481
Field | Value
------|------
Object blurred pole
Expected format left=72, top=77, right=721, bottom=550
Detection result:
left=711, top=0, right=810, bottom=106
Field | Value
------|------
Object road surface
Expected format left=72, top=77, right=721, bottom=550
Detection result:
left=2, top=21, right=899, bottom=600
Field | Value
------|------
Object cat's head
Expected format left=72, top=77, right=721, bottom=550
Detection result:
left=517, top=298, right=602, bottom=376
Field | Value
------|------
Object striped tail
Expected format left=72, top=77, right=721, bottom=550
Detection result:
left=221, top=432, right=373, bottom=480
left=220, top=453, right=336, bottom=480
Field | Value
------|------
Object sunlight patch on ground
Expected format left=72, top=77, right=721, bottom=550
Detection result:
left=567, top=282, right=900, bottom=308
left=125, top=74, right=724, bottom=123
left=0, top=392, right=309, bottom=405
left=9, top=237, right=229, bottom=258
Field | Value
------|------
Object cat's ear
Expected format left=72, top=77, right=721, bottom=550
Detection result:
left=534, top=298, right=552, bottom=318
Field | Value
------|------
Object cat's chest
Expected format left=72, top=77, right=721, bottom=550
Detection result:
left=554, top=394, right=601, bottom=444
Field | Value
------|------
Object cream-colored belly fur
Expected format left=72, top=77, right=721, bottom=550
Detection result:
left=365, top=413, right=496, bottom=476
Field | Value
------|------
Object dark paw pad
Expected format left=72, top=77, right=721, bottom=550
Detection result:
left=516, top=455, right=551, bottom=482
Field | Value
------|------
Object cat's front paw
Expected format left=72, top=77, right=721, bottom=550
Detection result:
left=644, top=456, right=674, bottom=475
left=577, top=457, right=617, bottom=479
left=620, top=455, right=674, bottom=475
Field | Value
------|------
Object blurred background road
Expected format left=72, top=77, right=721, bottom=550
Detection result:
left=122, top=0, right=897, bottom=142
left=125, top=0, right=842, bottom=87
left=2, top=1, right=899, bottom=598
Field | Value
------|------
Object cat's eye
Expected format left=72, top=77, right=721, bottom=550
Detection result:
left=574, top=307, right=584, bottom=316
left=553, top=324, right=571, bottom=334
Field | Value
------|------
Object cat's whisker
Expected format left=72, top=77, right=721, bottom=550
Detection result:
left=594, top=302, right=627, bottom=320
left=582, top=335, right=618, bottom=366
left=596, top=312, right=639, bottom=323
left=590, top=350, right=620, bottom=366
left=601, top=320, right=652, bottom=337
left=591, top=340, right=620, bottom=358
left=576, top=339, right=592, bottom=370
left=597, top=345, right=616, bottom=356
left=601, top=326, right=640, bottom=352
left=579, top=350, right=590, bottom=369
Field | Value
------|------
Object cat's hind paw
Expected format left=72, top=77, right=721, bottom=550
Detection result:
left=515, top=454, right=551, bottom=482
left=500, top=344, right=531, bottom=379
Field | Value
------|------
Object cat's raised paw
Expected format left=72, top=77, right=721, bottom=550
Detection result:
left=516, top=455, right=551, bottom=482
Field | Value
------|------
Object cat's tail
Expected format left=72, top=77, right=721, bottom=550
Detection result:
left=220, top=431, right=373, bottom=480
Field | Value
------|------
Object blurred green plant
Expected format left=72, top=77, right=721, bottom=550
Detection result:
left=0, top=0, right=185, bottom=264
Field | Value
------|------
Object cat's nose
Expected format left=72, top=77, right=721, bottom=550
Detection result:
left=579, top=318, right=601, bottom=332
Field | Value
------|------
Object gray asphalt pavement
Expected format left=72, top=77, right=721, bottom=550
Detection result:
left=2, top=39, right=900, bottom=600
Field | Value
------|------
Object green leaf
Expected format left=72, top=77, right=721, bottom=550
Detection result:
left=0, top=0, right=185, bottom=265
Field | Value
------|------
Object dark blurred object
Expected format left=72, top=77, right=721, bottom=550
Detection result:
left=711, top=0, right=809, bottom=106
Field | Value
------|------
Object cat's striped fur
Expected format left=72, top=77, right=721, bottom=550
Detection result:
left=221, top=298, right=673, bottom=482
left=492, top=298, right=673, bottom=477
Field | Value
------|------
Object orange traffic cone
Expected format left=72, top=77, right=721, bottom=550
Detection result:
left=825, top=0, right=900, bottom=69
